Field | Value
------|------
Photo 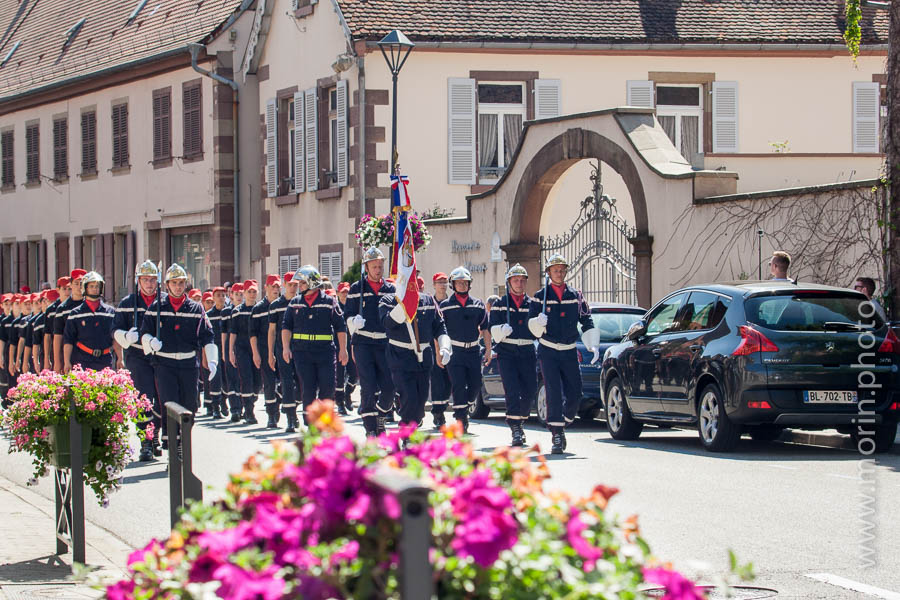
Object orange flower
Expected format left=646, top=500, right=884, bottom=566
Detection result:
left=165, top=530, right=185, bottom=551
left=586, top=484, right=620, bottom=511
left=306, top=399, right=344, bottom=434
left=623, top=514, right=640, bottom=542
left=441, top=421, right=463, bottom=439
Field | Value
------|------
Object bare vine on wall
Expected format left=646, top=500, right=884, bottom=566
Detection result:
left=660, top=183, right=889, bottom=290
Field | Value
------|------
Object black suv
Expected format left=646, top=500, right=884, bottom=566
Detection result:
left=600, top=282, right=899, bottom=452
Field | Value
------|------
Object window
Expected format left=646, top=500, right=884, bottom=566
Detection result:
left=82, top=235, right=97, bottom=271
left=319, top=251, right=342, bottom=281
left=0, top=242, right=12, bottom=291
left=81, top=111, right=97, bottom=174
left=183, top=82, right=202, bottom=158
left=656, top=85, right=702, bottom=166
left=111, top=103, right=129, bottom=168
left=25, top=123, right=39, bottom=183
left=53, top=118, right=68, bottom=181
left=170, top=230, right=210, bottom=290
left=152, top=89, right=171, bottom=162
left=1, top=130, right=13, bottom=187
left=279, top=253, right=300, bottom=278
left=477, top=83, right=524, bottom=182
left=645, top=293, right=687, bottom=336
left=679, top=292, right=730, bottom=331
left=288, top=98, right=297, bottom=191
left=327, top=87, right=338, bottom=185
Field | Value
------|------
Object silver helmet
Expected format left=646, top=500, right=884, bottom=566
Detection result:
left=135, top=260, right=160, bottom=278
left=505, top=263, right=528, bottom=280
left=295, top=265, right=323, bottom=289
left=545, top=254, right=568, bottom=270
left=82, top=271, right=105, bottom=297
left=165, top=263, right=189, bottom=282
left=362, top=247, right=386, bottom=264
left=449, top=266, right=473, bottom=282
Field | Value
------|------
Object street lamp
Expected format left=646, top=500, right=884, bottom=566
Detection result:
left=377, top=29, right=415, bottom=173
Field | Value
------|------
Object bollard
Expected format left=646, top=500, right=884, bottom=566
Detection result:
left=166, top=402, right=203, bottom=528
left=369, top=468, right=433, bottom=600
left=54, top=395, right=85, bottom=564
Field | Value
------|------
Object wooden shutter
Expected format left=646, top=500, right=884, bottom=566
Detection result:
left=25, top=124, right=39, bottom=182
left=153, top=90, right=171, bottom=161
left=183, top=84, right=202, bottom=158
left=304, top=88, right=318, bottom=192
left=852, top=81, right=880, bottom=153
left=1, top=130, right=13, bottom=186
left=39, top=239, right=47, bottom=284
left=55, top=236, right=69, bottom=281
left=16, top=241, right=26, bottom=291
left=534, top=79, right=561, bottom=120
left=447, top=78, right=476, bottom=185
left=265, top=98, right=277, bottom=197
left=626, top=80, right=654, bottom=108
left=335, top=79, right=349, bottom=187
left=53, top=119, right=67, bottom=180
left=712, top=81, right=739, bottom=153
left=293, top=91, right=305, bottom=192
left=112, top=104, right=129, bottom=167
left=125, top=230, right=135, bottom=290
left=103, top=232, right=114, bottom=284
left=73, top=235, right=82, bottom=269
left=81, top=111, right=96, bottom=174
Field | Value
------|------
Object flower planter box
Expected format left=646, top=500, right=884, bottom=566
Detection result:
left=45, top=423, right=93, bottom=469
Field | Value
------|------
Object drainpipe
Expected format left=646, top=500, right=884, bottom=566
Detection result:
left=357, top=56, right=366, bottom=248
left=188, top=43, right=240, bottom=281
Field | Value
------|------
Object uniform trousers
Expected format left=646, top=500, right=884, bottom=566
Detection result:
left=497, top=347, right=537, bottom=421
left=538, top=346, right=583, bottom=428
left=233, top=343, right=256, bottom=415
left=155, top=362, right=199, bottom=442
left=126, top=353, right=159, bottom=433
left=391, top=366, right=432, bottom=425
left=353, top=343, right=394, bottom=420
left=430, top=362, right=451, bottom=417
left=446, top=348, right=481, bottom=421
left=291, top=347, right=336, bottom=408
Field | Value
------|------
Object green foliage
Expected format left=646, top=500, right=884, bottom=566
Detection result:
left=769, top=140, right=790, bottom=153
left=342, top=260, right=361, bottom=283
left=420, top=203, right=457, bottom=220
left=844, top=0, right=862, bottom=58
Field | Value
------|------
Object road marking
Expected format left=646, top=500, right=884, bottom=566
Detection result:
left=765, top=464, right=798, bottom=470
left=826, top=473, right=857, bottom=480
left=806, top=573, right=900, bottom=599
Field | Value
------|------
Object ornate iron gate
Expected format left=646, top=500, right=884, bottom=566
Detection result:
left=540, top=162, right=637, bottom=304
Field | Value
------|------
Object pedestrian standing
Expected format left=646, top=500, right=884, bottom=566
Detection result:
left=769, top=251, right=791, bottom=281
left=63, top=272, right=116, bottom=372
left=528, top=254, right=600, bottom=454
left=268, top=271, right=299, bottom=432
left=253, top=275, right=282, bottom=428
left=489, top=264, right=537, bottom=446
left=230, top=280, right=259, bottom=424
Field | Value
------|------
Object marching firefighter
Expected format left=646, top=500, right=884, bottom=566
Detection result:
left=439, top=266, right=491, bottom=434
left=6, top=295, right=23, bottom=382
left=489, top=264, right=537, bottom=446
left=205, top=287, right=228, bottom=419
left=113, top=261, right=162, bottom=461
left=229, top=280, right=259, bottom=424
left=252, top=275, right=281, bottom=428
left=429, top=272, right=452, bottom=428
left=222, top=282, right=244, bottom=422
left=140, top=264, right=216, bottom=448
left=344, top=248, right=396, bottom=436
left=0, top=294, right=12, bottom=405
left=268, top=271, right=299, bottom=432
left=29, top=292, right=54, bottom=374
left=334, top=282, right=358, bottom=416
left=63, top=271, right=116, bottom=372
left=54, top=269, right=87, bottom=372
left=281, top=265, right=348, bottom=423
left=43, top=277, right=70, bottom=371
left=528, top=254, right=600, bottom=455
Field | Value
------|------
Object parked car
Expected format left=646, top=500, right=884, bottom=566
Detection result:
left=470, top=303, right=646, bottom=422
left=600, top=282, right=900, bottom=452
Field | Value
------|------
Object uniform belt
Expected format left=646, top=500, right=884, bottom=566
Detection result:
left=76, top=342, right=111, bottom=357
left=501, top=337, right=533, bottom=346
left=292, top=333, right=333, bottom=341
left=389, top=339, right=420, bottom=350
left=539, top=339, right=576, bottom=351
left=155, top=350, right=197, bottom=360
left=450, top=340, right=479, bottom=349
left=354, top=330, right=387, bottom=340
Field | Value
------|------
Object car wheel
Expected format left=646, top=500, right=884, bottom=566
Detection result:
left=851, top=421, right=897, bottom=453
left=468, top=390, right=491, bottom=419
left=746, top=424, right=785, bottom=442
left=697, top=383, right=741, bottom=451
left=535, top=385, right=548, bottom=426
left=605, top=378, right=642, bottom=440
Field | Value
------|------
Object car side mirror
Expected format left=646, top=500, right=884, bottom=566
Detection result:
left=625, top=320, right=647, bottom=341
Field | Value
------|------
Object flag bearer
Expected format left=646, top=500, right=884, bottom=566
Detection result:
left=222, top=283, right=244, bottom=422
left=527, top=254, right=600, bottom=455
left=334, top=281, right=358, bottom=415
left=253, top=275, right=281, bottom=428
left=230, top=280, right=259, bottom=424
left=268, top=271, right=299, bottom=432
left=439, top=266, right=491, bottom=434
left=63, top=272, right=116, bottom=372
left=206, top=287, right=228, bottom=419
left=281, top=265, right=348, bottom=421
left=489, top=264, right=537, bottom=447
left=345, top=248, right=396, bottom=436
left=113, top=260, right=162, bottom=461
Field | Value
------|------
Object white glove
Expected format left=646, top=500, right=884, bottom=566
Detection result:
left=438, top=334, right=453, bottom=363
left=348, top=314, right=366, bottom=335
left=490, top=323, right=514, bottom=343
left=125, top=328, right=140, bottom=345
left=141, top=334, right=162, bottom=355
left=389, top=302, right=407, bottom=324
left=581, top=327, right=601, bottom=364
left=204, top=343, right=219, bottom=381
left=528, top=313, right=548, bottom=338
left=113, top=329, right=130, bottom=349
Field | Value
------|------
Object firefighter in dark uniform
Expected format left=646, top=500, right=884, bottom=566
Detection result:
left=206, top=286, right=228, bottom=419
left=528, top=254, right=600, bottom=454
left=253, top=275, right=281, bottom=428
left=200, top=292, right=215, bottom=415
left=113, top=260, right=162, bottom=461
left=345, top=248, right=396, bottom=436
left=489, top=264, right=537, bottom=446
left=222, top=282, right=244, bottom=422
left=0, top=293, right=12, bottom=406
left=379, top=283, right=451, bottom=428
left=63, top=271, right=116, bottom=372
left=30, top=292, right=54, bottom=373
left=229, top=279, right=259, bottom=424
left=268, top=271, right=299, bottom=432
left=6, top=295, right=23, bottom=383
left=439, top=267, right=492, bottom=434
left=19, top=295, right=37, bottom=374
left=54, top=269, right=87, bottom=372
left=281, top=265, right=348, bottom=423
left=428, top=272, right=452, bottom=428
left=23, top=294, right=43, bottom=374
left=43, top=277, right=69, bottom=372
left=334, top=281, right=358, bottom=416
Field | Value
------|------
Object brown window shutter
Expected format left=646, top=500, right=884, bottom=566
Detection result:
left=125, top=230, right=135, bottom=290
left=153, top=90, right=171, bottom=161
left=1, top=131, right=14, bottom=186
left=25, top=124, right=39, bottom=183
left=183, top=84, right=202, bottom=158
left=73, top=235, right=83, bottom=268
left=53, top=118, right=68, bottom=180
left=55, top=236, right=69, bottom=281
left=103, top=232, right=114, bottom=288
left=81, top=112, right=96, bottom=174
left=16, top=241, right=27, bottom=291
left=39, top=239, right=47, bottom=284
left=112, top=104, right=129, bottom=167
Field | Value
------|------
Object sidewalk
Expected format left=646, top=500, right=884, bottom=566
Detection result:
left=0, top=475, right=132, bottom=599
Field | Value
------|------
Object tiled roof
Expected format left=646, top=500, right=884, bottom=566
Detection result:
left=0, top=0, right=243, bottom=101
left=337, top=0, right=889, bottom=46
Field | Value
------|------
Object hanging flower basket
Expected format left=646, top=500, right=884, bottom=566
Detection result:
left=355, top=213, right=432, bottom=252
left=45, top=422, right=94, bottom=469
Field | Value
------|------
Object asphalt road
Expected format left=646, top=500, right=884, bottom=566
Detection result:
left=2, top=393, right=898, bottom=599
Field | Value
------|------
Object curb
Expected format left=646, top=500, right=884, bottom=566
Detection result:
left=781, top=429, right=900, bottom=454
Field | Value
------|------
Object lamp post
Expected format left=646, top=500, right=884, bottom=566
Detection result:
left=377, top=30, right=415, bottom=173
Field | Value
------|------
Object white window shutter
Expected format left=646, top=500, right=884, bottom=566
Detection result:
left=712, top=81, right=739, bottom=153
left=280, top=254, right=300, bottom=277
left=626, top=80, right=654, bottom=108
left=293, top=91, right=305, bottom=192
left=534, top=79, right=561, bottom=120
left=447, top=77, right=476, bottom=185
left=336, top=79, right=349, bottom=187
left=853, top=82, right=880, bottom=153
left=265, top=98, right=277, bottom=198
left=304, top=87, right=318, bottom=192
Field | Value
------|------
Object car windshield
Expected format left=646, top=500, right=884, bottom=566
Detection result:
left=583, top=311, right=645, bottom=342
left=745, top=292, right=885, bottom=331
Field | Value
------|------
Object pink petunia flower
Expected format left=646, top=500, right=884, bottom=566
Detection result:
left=642, top=566, right=706, bottom=600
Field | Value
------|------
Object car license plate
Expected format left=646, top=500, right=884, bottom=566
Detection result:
left=803, top=390, right=858, bottom=404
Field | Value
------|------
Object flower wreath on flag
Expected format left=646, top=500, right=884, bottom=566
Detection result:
left=354, top=213, right=431, bottom=252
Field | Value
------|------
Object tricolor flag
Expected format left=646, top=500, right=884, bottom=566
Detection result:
left=390, top=174, right=419, bottom=321
left=389, top=175, right=411, bottom=278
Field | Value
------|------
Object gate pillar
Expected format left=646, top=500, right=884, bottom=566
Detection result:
left=500, top=241, right=541, bottom=295
left=629, top=234, right=653, bottom=308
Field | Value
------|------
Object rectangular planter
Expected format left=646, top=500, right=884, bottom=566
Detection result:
left=45, top=422, right=93, bottom=469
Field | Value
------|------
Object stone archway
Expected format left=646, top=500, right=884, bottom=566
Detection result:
left=501, top=127, right=653, bottom=307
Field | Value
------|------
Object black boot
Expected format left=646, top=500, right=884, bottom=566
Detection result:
left=220, top=399, right=229, bottom=417
left=212, top=401, right=222, bottom=419
left=363, top=416, right=378, bottom=438
left=336, top=399, right=348, bottom=416
left=376, top=416, right=387, bottom=436
left=550, top=427, right=564, bottom=455
left=266, top=405, right=278, bottom=429
left=510, top=422, right=525, bottom=447
left=284, top=410, right=297, bottom=433
left=458, top=417, right=469, bottom=435
left=139, top=439, right=154, bottom=462
left=243, top=398, right=258, bottom=424
left=432, top=412, right=446, bottom=430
